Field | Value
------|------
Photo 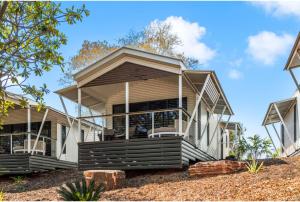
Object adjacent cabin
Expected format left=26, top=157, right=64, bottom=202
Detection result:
left=0, top=91, right=101, bottom=174
left=262, top=32, right=300, bottom=157
left=56, top=47, right=237, bottom=170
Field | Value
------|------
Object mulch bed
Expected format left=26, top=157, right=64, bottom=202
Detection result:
left=1, top=157, right=300, bottom=201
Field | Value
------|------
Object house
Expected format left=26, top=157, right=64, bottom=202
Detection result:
left=262, top=32, right=300, bottom=157
left=0, top=91, right=101, bottom=174
left=56, top=47, right=238, bottom=170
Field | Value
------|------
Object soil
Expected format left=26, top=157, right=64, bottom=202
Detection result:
left=1, top=157, right=300, bottom=201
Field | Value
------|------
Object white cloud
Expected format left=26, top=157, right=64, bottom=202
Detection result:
left=150, top=16, right=216, bottom=64
left=253, top=1, right=300, bottom=18
left=246, top=31, right=294, bottom=65
left=228, top=69, right=243, bottom=80
left=229, top=58, right=243, bottom=67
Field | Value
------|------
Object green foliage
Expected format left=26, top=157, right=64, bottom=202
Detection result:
left=272, top=148, right=281, bottom=158
left=236, top=134, right=272, bottom=160
left=57, top=179, right=104, bottom=201
left=0, top=189, right=4, bottom=202
left=11, top=175, right=25, bottom=185
left=0, top=1, right=89, bottom=127
left=60, top=20, right=200, bottom=85
left=246, top=158, right=264, bottom=174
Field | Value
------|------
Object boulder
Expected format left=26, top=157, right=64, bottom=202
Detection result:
left=83, top=170, right=125, bottom=191
left=189, top=160, right=246, bottom=177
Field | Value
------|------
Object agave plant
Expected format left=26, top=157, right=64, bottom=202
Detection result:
left=246, top=158, right=264, bottom=174
left=57, top=179, right=104, bottom=201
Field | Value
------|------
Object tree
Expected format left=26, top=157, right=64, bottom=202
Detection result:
left=236, top=134, right=272, bottom=160
left=0, top=1, right=89, bottom=126
left=59, top=20, right=200, bottom=85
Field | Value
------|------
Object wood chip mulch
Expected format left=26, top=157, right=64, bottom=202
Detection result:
left=2, top=157, right=300, bottom=201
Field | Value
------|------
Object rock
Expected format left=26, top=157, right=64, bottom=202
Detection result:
left=83, top=170, right=126, bottom=191
left=188, top=160, right=246, bottom=177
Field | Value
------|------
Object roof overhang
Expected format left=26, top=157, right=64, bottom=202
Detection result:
left=220, top=121, right=242, bottom=132
left=285, top=32, right=300, bottom=71
left=74, top=47, right=187, bottom=87
left=183, top=70, right=234, bottom=115
left=262, top=97, right=297, bottom=126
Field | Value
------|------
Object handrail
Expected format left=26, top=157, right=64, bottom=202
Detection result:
left=0, top=132, right=55, bottom=141
left=79, top=107, right=188, bottom=119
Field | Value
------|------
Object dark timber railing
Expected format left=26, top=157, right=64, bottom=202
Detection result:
left=78, top=136, right=215, bottom=171
left=0, top=154, right=77, bottom=174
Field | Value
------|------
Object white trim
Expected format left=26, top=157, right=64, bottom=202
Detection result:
left=31, top=108, right=49, bottom=154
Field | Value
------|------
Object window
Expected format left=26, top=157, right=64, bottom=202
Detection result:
left=81, top=129, right=85, bottom=143
left=294, top=105, right=297, bottom=143
left=112, top=98, right=188, bottom=132
left=61, top=125, right=66, bottom=154
left=207, top=111, right=210, bottom=146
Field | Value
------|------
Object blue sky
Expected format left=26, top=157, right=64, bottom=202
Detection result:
left=24, top=1, right=300, bottom=140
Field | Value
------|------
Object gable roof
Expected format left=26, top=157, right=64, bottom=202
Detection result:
left=285, top=32, right=300, bottom=70
left=73, top=47, right=187, bottom=87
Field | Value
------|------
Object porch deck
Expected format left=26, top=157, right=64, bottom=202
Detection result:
left=0, top=154, right=77, bottom=174
left=78, top=136, right=215, bottom=171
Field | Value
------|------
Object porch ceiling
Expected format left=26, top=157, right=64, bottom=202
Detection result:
left=220, top=121, right=242, bottom=132
left=262, top=97, right=297, bottom=126
left=183, top=70, right=234, bottom=115
left=285, top=32, right=300, bottom=70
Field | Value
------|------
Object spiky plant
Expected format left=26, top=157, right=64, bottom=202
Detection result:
left=0, top=189, right=4, bottom=202
left=57, top=179, right=104, bottom=201
left=246, top=158, right=264, bottom=174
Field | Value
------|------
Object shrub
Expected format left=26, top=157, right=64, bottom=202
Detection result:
left=57, top=179, right=104, bottom=201
left=246, top=158, right=264, bottom=174
left=11, top=176, right=24, bottom=185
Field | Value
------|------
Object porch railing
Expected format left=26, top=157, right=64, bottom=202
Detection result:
left=81, top=108, right=196, bottom=143
left=0, top=132, right=55, bottom=156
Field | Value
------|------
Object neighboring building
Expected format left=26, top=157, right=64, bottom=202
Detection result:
left=56, top=47, right=239, bottom=170
left=0, top=91, right=101, bottom=174
left=262, top=32, right=300, bottom=157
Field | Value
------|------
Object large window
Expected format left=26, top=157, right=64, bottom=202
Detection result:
left=112, top=97, right=187, bottom=133
left=0, top=122, right=51, bottom=155
left=61, top=125, right=66, bottom=154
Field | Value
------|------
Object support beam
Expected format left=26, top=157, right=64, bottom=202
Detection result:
left=264, top=126, right=277, bottom=152
left=207, top=106, right=227, bottom=152
left=270, top=124, right=288, bottom=156
left=59, top=95, right=78, bottom=143
left=178, top=74, right=183, bottom=135
left=184, top=75, right=211, bottom=138
left=289, top=69, right=300, bottom=93
left=78, top=88, right=82, bottom=143
left=31, top=109, right=49, bottom=154
left=195, top=94, right=199, bottom=146
left=274, top=103, right=297, bottom=151
left=125, top=82, right=129, bottom=140
left=198, top=93, right=220, bottom=144
left=27, top=106, right=31, bottom=153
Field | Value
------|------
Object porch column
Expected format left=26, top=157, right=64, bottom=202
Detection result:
left=78, top=88, right=82, bottom=141
left=195, top=94, right=199, bottom=146
left=125, top=82, right=129, bottom=140
left=178, top=74, right=183, bottom=135
left=27, top=106, right=31, bottom=153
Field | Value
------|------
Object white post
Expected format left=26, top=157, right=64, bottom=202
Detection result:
left=78, top=88, right=82, bottom=142
left=27, top=106, right=31, bottom=153
left=10, top=134, right=12, bottom=154
left=152, top=112, right=155, bottom=135
left=178, top=74, right=183, bottom=135
left=59, top=119, right=75, bottom=159
left=270, top=124, right=288, bottom=156
left=195, top=94, right=199, bottom=146
left=274, top=103, right=297, bottom=151
left=31, top=108, right=49, bottom=154
left=125, top=82, right=129, bottom=140
left=101, top=118, right=105, bottom=141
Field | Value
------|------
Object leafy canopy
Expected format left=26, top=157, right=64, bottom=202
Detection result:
left=60, top=21, right=200, bottom=85
left=0, top=1, right=89, bottom=126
